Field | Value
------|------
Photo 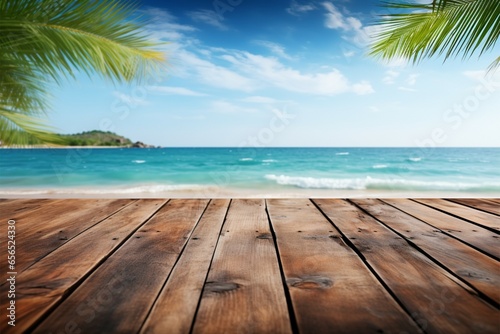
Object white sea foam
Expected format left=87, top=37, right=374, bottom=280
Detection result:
left=408, top=157, right=422, bottom=162
left=262, top=159, right=277, bottom=163
left=239, top=158, right=253, bottom=161
left=335, top=152, right=349, bottom=156
left=0, top=184, right=208, bottom=195
left=372, top=164, right=388, bottom=169
left=264, top=174, right=500, bottom=191
left=132, top=160, right=146, bottom=164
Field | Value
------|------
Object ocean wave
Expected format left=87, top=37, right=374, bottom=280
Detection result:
left=264, top=174, right=500, bottom=191
left=335, top=152, right=349, bottom=156
left=407, top=157, right=422, bottom=162
left=239, top=158, right=253, bottom=161
left=262, top=159, right=277, bottom=163
left=372, top=164, right=388, bottom=169
left=132, top=160, right=146, bottom=164
left=0, top=184, right=208, bottom=195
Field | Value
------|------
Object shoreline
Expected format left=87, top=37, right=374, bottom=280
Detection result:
left=1, top=186, right=498, bottom=199
left=0, top=146, right=157, bottom=149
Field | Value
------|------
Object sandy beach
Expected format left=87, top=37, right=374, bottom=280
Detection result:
left=1, top=185, right=498, bottom=199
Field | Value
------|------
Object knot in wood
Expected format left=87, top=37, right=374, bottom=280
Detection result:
left=287, top=276, right=333, bottom=289
left=205, top=282, right=241, bottom=294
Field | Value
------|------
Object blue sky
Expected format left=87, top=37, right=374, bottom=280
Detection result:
left=50, top=0, right=500, bottom=147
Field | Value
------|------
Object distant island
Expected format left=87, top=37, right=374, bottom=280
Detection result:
left=0, top=130, right=157, bottom=148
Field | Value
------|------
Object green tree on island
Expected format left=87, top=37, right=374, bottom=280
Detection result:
left=370, top=0, right=499, bottom=71
left=0, top=0, right=164, bottom=145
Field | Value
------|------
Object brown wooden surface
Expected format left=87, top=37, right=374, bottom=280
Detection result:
left=0, top=199, right=132, bottom=276
left=382, top=198, right=500, bottom=259
left=267, top=199, right=417, bottom=334
left=352, top=198, right=500, bottom=306
left=314, top=199, right=499, bottom=334
left=0, top=198, right=498, bottom=334
left=192, top=199, right=291, bottom=334
left=34, top=199, right=209, bottom=333
left=414, top=198, right=500, bottom=232
left=141, top=199, right=230, bottom=334
left=447, top=198, right=500, bottom=216
left=0, top=199, right=165, bottom=333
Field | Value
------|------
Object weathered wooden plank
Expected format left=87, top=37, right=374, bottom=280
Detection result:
left=0, top=198, right=58, bottom=221
left=33, top=199, right=208, bottom=334
left=447, top=199, right=500, bottom=216
left=414, top=198, right=500, bottom=232
left=383, top=199, right=499, bottom=259
left=314, top=199, right=499, bottom=334
left=267, top=199, right=418, bottom=334
left=0, top=199, right=132, bottom=276
left=0, top=199, right=167, bottom=333
left=352, top=198, right=500, bottom=306
left=141, top=199, right=230, bottom=334
left=192, top=199, right=292, bottom=334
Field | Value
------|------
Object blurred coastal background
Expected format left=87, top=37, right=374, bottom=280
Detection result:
left=1, top=0, right=499, bottom=197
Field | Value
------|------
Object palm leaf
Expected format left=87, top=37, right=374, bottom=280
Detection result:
left=369, top=0, right=500, bottom=70
left=0, top=0, right=166, bottom=145
left=0, top=107, right=63, bottom=146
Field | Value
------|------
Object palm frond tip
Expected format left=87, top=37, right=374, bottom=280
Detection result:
left=369, top=0, right=500, bottom=70
left=0, top=0, right=166, bottom=145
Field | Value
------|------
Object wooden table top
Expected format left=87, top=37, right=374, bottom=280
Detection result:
left=0, top=198, right=498, bottom=333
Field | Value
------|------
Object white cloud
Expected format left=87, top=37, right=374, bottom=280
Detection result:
left=352, top=81, right=375, bottom=95
left=142, top=8, right=373, bottom=97
left=221, top=51, right=374, bottom=95
left=176, top=49, right=258, bottom=92
left=286, top=1, right=316, bottom=16
left=241, top=96, right=293, bottom=104
left=398, top=86, right=417, bottom=92
left=463, top=70, right=486, bottom=81
left=463, top=69, right=500, bottom=81
left=211, top=100, right=259, bottom=114
left=369, top=106, right=380, bottom=113
left=406, top=73, right=420, bottom=86
left=113, top=92, right=149, bottom=107
left=254, top=40, right=294, bottom=60
left=343, top=50, right=356, bottom=58
left=322, top=2, right=370, bottom=46
left=142, top=8, right=197, bottom=42
left=188, top=10, right=227, bottom=30
left=380, top=57, right=409, bottom=68
left=382, top=70, right=400, bottom=85
left=148, top=86, right=208, bottom=97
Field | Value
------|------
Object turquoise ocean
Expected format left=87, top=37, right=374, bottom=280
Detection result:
left=1, top=147, right=499, bottom=196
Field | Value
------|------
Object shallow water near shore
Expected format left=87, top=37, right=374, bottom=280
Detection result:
left=1, top=147, right=499, bottom=197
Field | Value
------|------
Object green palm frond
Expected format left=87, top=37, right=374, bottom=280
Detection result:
left=0, top=0, right=166, bottom=145
left=370, top=0, right=500, bottom=70
left=0, top=107, right=63, bottom=146
left=488, top=55, right=500, bottom=72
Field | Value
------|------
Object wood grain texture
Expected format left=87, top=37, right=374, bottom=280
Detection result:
left=414, top=198, right=500, bottom=232
left=352, top=198, right=500, bottom=306
left=446, top=198, right=500, bottom=216
left=0, top=198, right=497, bottom=334
left=314, top=199, right=499, bottom=334
left=141, top=199, right=230, bottom=334
left=267, top=199, right=418, bottom=334
left=0, top=199, right=132, bottom=276
left=0, top=199, right=166, bottom=333
left=0, top=198, right=56, bottom=220
left=33, top=199, right=209, bottom=334
left=383, top=199, right=500, bottom=259
left=192, top=199, right=292, bottom=334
